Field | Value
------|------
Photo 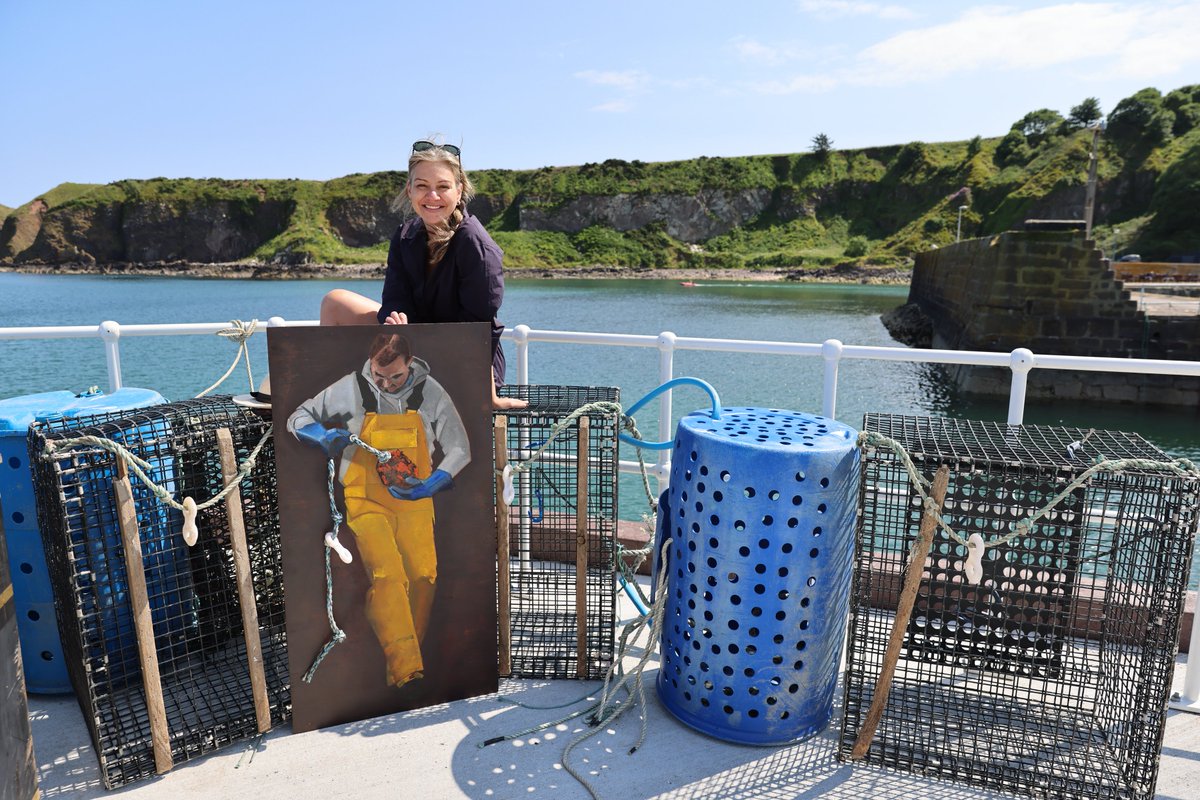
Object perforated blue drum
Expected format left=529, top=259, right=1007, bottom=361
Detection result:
left=656, top=407, right=859, bottom=745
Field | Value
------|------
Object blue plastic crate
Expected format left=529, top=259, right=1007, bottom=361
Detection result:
left=0, top=387, right=164, bottom=692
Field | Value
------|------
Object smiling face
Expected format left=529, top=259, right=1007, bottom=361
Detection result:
left=406, top=160, right=462, bottom=228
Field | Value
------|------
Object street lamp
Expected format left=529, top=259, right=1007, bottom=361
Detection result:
left=956, top=205, right=968, bottom=242
left=1083, top=120, right=1106, bottom=239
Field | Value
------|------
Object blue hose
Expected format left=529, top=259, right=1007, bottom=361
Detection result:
left=618, top=377, right=722, bottom=450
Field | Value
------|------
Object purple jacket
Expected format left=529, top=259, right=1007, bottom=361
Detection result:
left=378, top=212, right=507, bottom=384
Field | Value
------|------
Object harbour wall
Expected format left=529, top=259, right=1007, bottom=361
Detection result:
left=902, top=230, right=1200, bottom=406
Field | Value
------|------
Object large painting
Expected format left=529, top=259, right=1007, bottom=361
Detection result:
left=268, top=323, right=496, bottom=733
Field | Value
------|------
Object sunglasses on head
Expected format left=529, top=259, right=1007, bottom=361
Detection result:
left=412, top=140, right=461, bottom=158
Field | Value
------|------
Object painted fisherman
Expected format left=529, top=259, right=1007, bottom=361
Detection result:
left=287, top=331, right=469, bottom=688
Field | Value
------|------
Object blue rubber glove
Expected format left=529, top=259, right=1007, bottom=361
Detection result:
left=294, top=422, right=353, bottom=458
left=387, top=469, right=453, bottom=501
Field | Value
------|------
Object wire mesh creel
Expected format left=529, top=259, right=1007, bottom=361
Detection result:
left=30, top=397, right=289, bottom=789
left=839, top=413, right=1199, bottom=800
left=494, top=385, right=619, bottom=681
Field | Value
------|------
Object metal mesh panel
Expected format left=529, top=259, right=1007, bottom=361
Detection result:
left=29, top=397, right=288, bottom=789
left=839, top=414, right=1199, bottom=800
left=495, top=386, right=619, bottom=679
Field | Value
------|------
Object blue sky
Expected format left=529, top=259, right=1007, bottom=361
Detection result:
left=1, top=0, right=1198, bottom=208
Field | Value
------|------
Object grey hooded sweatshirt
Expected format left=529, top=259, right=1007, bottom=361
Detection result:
left=287, top=356, right=470, bottom=482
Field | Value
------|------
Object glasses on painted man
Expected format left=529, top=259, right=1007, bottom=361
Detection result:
left=412, top=141, right=461, bottom=158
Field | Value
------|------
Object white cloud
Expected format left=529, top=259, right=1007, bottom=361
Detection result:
left=756, top=73, right=842, bottom=94
left=755, top=2, right=1200, bottom=93
left=591, top=99, right=633, bottom=113
left=573, top=69, right=650, bottom=92
left=732, top=36, right=798, bottom=65
left=798, top=0, right=918, bottom=20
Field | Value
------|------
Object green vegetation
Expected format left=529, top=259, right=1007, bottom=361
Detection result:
left=4, top=84, right=1198, bottom=269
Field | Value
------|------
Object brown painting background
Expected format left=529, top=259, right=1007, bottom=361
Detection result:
left=268, top=323, right=497, bottom=733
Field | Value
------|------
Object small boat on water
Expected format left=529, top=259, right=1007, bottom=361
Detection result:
left=679, top=280, right=697, bottom=287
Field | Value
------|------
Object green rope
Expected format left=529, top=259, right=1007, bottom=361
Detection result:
left=858, top=429, right=1200, bottom=555
left=561, top=537, right=672, bottom=799
left=497, top=400, right=658, bottom=514
left=42, top=426, right=275, bottom=514
left=498, top=400, right=622, bottom=480
left=196, top=319, right=259, bottom=397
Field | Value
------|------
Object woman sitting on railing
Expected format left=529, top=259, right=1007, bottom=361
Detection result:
left=319, top=138, right=525, bottom=410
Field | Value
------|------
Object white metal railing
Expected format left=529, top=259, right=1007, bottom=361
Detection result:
left=2, top=317, right=1199, bottom=709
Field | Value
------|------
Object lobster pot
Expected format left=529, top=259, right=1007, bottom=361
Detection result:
left=0, top=387, right=164, bottom=693
left=494, top=385, right=619, bottom=680
left=657, top=407, right=859, bottom=745
left=29, top=397, right=289, bottom=789
left=839, top=414, right=1200, bottom=800
left=1, top=512, right=39, bottom=800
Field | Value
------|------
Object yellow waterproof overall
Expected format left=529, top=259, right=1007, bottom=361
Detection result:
left=342, top=411, right=436, bottom=688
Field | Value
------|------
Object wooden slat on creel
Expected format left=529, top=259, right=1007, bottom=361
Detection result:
left=113, top=460, right=173, bottom=774
left=494, top=415, right=512, bottom=677
left=850, top=464, right=951, bottom=760
left=575, top=416, right=590, bottom=679
left=215, top=428, right=271, bottom=734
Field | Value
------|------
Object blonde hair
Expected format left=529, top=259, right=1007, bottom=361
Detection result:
left=402, top=146, right=476, bottom=268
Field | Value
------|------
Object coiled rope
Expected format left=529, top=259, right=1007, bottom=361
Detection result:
left=195, top=319, right=260, bottom=397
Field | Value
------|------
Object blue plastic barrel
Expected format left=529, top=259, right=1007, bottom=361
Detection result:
left=656, top=407, right=859, bottom=745
left=0, top=387, right=165, bottom=693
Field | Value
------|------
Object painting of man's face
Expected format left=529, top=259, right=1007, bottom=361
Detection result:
left=268, top=322, right=496, bottom=733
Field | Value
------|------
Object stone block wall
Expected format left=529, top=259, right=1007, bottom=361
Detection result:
left=908, top=231, right=1200, bottom=406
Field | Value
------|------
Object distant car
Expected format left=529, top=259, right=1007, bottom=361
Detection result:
left=1117, top=254, right=1142, bottom=262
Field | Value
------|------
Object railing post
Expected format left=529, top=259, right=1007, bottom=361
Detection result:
left=821, top=339, right=843, bottom=418
left=99, top=320, right=122, bottom=393
left=1007, top=348, right=1035, bottom=425
left=1171, top=593, right=1200, bottom=713
left=656, top=331, right=677, bottom=491
left=513, top=324, right=530, bottom=386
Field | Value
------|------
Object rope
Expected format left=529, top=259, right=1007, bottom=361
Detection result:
left=303, top=458, right=349, bottom=683
left=195, top=319, right=260, bottom=397
left=302, top=433, right=394, bottom=682
left=43, top=426, right=274, bottom=515
left=496, top=400, right=658, bottom=516
left=857, top=430, right=1200, bottom=577
left=561, top=537, right=672, bottom=799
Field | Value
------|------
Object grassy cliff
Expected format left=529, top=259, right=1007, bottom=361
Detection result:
left=4, top=86, right=1198, bottom=272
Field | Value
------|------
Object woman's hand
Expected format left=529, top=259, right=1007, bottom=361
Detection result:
left=383, top=311, right=409, bottom=325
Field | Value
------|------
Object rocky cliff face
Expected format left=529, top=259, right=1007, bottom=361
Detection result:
left=3, top=198, right=293, bottom=265
left=326, top=193, right=506, bottom=248
left=518, top=188, right=773, bottom=242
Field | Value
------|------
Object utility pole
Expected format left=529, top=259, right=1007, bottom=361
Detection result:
left=1083, top=121, right=1105, bottom=240
left=957, top=205, right=968, bottom=242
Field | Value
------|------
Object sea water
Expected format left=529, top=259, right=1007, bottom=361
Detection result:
left=1, top=273, right=1198, bottom=586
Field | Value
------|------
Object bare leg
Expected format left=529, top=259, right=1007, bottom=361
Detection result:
left=321, top=289, right=383, bottom=326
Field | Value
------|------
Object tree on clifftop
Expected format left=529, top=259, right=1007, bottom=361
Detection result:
left=1014, top=108, right=1064, bottom=146
left=811, top=133, right=834, bottom=159
left=1107, top=88, right=1175, bottom=150
left=1066, top=97, right=1103, bottom=129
